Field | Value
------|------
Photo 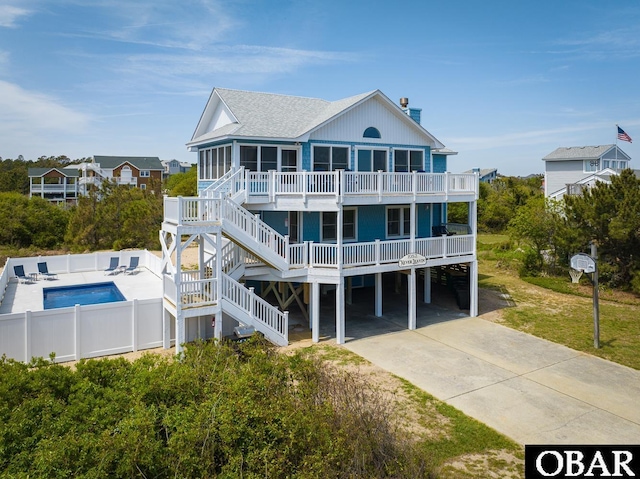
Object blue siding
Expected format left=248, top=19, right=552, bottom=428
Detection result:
left=432, top=154, right=447, bottom=173
left=303, top=212, right=321, bottom=242
left=262, top=211, right=288, bottom=236
left=418, top=206, right=432, bottom=238
left=357, top=205, right=386, bottom=241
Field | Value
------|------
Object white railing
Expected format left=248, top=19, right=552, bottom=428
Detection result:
left=30, top=184, right=79, bottom=193
left=221, top=274, right=288, bottom=342
left=204, top=169, right=479, bottom=202
left=179, top=276, right=217, bottom=308
left=304, top=234, right=475, bottom=269
left=201, top=167, right=245, bottom=199
left=220, top=198, right=289, bottom=263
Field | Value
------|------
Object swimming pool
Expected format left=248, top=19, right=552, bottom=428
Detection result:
left=43, top=282, right=127, bottom=310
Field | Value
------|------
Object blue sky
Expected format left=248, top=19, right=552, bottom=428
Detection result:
left=1, top=0, right=638, bottom=176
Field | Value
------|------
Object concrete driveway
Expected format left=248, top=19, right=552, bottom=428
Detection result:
left=309, top=283, right=640, bottom=445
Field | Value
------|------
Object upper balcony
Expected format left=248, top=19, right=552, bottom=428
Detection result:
left=202, top=170, right=478, bottom=211
left=246, top=170, right=477, bottom=209
left=30, top=183, right=78, bottom=195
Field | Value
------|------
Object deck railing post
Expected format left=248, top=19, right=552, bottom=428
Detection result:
left=283, top=311, right=289, bottom=339
left=284, top=235, right=290, bottom=264
left=442, top=234, right=448, bottom=258
left=375, top=239, right=380, bottom=266
left=249, top=287, right=255, bottom=320
left=269, top=170, right=275, bottom=202
left=302, top=170, right=307, bottom=203
left=309, top=241, right=314, bottom=268
left=377, top=170, right=383, bottom=202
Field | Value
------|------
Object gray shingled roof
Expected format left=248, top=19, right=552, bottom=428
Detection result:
left=210, top=88, right=372, bottom=140
left=93, top=156, right=164, bottom=170
left=28, top=168, right=79, bottom=177
left=542, top=145, right=615, bottom=161
left=188, top=88, right=444, bottom=149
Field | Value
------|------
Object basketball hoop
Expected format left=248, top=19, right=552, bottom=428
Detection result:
left=569, top=268, right=583, bottom=284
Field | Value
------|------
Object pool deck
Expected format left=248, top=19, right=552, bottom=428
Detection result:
left=0, top=268, right=163, bottom=314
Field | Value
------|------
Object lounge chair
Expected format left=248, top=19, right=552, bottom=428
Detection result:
left=37, top=262, right=58, bottom=280
left=124, top=257, right=139, bottom=275
left=13, top=265, right=35, bottom=284
left=104, top=257, right=119, bottom=275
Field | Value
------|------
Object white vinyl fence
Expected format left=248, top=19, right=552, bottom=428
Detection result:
left=0, top=250, right=170, bottom=363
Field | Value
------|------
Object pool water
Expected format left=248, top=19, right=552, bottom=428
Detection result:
left=43, top=282, right=127, bottom=310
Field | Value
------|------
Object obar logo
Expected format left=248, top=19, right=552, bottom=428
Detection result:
left=525, top=445, right=639, bottom=478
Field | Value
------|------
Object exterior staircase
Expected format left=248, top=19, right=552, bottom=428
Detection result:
left=191, top=168, right=290, bottom=345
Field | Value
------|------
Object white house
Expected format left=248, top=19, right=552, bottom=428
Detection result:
left=160, top=88, right=479, bottom=353
left=543, top=145, right=631, bottom=200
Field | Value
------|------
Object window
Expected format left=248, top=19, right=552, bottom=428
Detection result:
left=357, top=148, right=387, bottom=171
left=240, top=146, right=258, bottom=171
left=394, top=149, right=424, bottom=172
left=363, top=127, right=381, bottom=139
left=199, top=145, right=232, bottom=180
left=584, top=159, right=600, bottom=172
left=239, top=145, right=298, bottom=172
left=603, top=160, right=610, bottom=169
left=386, top=207, right=411, bottom=238
left=140, top=170, right=150, bottom=177
left=313, top=146, right=349, bottom=171
left=321, top=209, right=357, bottom=242
left=140, top=183, right=147, bottom=190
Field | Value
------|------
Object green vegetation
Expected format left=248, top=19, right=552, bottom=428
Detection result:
left=0, top=156, right=196, bottom=255
left=478, top=234, right=640, bottom=370
left=0, top=339, right=522, bottom=478
left=65, top=180, right=164, bottom=251
left=165, top=165, right=197, bottom=196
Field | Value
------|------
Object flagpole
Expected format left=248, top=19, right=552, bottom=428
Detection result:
left=615, top=124, right=618, bottom=162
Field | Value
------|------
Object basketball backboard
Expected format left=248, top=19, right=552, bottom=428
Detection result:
left=570, top=253, right=596, bottom=273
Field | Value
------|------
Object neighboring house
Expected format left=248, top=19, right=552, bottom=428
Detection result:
left=160, top=88, right=479, bottom=353
left=162, top=159, right=193, bottom=176
left=78, top=156, right=164, bottom=194
left=543, top=145, right=631, bottom=200
left=28, top=168, right=80, bottom=204
left=464, top=167, right=497, bottom=183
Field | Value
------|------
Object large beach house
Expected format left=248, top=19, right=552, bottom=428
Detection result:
left=161, top=88, right=479, bottom=352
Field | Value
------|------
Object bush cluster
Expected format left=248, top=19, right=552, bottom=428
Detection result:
left=0, top=339, right=433, bottom=478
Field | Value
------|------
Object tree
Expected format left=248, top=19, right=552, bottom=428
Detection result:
left=508, top=196, right=562, bottom=274
left=66, top=181, right=163, bottom=251
left=0, top=193, right=69, bottom=249
left=562, top=169, right=640, bottom=290
left=165, top=166, right=197, bottom=197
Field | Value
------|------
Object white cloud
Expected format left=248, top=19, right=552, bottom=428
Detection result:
left=0, top=5, right=31, bottom=27
left=0, top=80, right=90, bottom=132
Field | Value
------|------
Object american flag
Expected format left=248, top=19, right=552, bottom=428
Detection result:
left=617, top=125, right=632, bottom=143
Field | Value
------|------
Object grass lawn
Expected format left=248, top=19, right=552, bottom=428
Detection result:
left=477, top=234, right=640, bottom=370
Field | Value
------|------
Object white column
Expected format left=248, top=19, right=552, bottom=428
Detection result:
left=346, top=277, right=352, bottom=305
left=410, top=202, right=416, bottom=252
left=311, top=282, right=320, bottom=343
left=470, top=260, right=478, bottom=317
left=336, top=278, right=345, bottom=344
left=423, top=267, right=431, bottom=304
left=175, top=310, right=185, bottom=355
left=214, top=312, right=222, bottom=340
left=408, top=269, right=417, bottom=330
left=375, top=272, right=382, bottom=317
left=198, top=235, right=205, bottom=280
left=162, top=308, right=171, bottom=349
